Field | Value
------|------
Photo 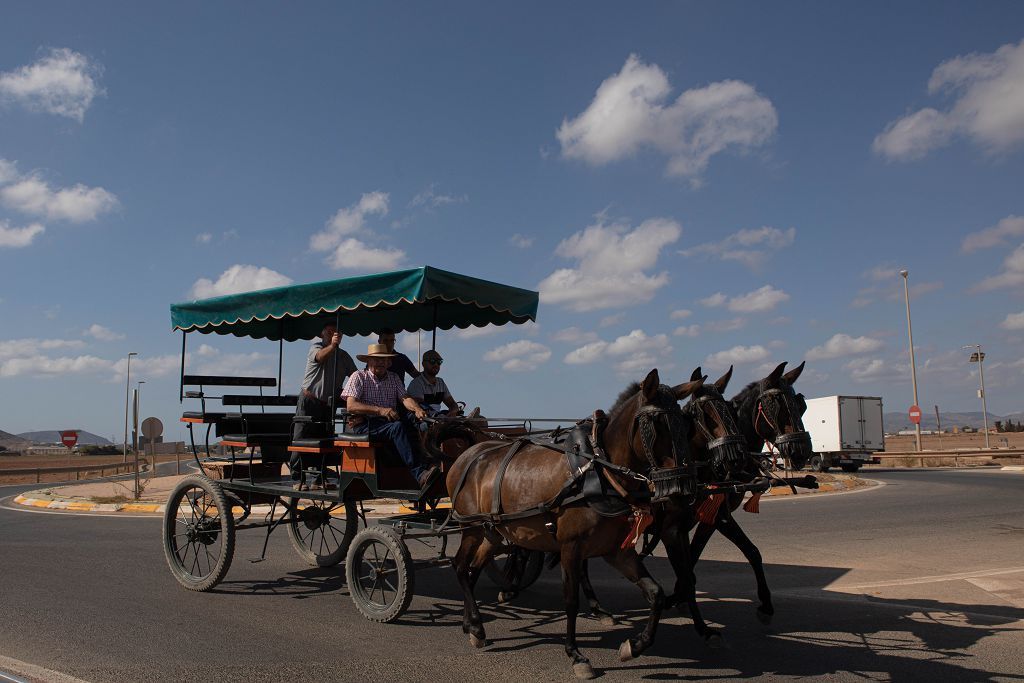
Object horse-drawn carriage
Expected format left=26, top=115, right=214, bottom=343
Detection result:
left=164, top=265, right=819, bottom=678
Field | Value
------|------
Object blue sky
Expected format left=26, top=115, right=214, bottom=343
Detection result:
left=3, top=2, right=1024, bottom=441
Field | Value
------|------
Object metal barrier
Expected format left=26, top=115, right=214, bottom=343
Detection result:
left=1, top=462, right=135, bottom=483
left=873, top=451, right=1024, bottom=467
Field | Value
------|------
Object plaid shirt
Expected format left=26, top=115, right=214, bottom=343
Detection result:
left=341, top=369, right=408, bottom=409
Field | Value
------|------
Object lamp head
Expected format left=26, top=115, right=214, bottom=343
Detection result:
left=899, top=269, right=908, bottom=278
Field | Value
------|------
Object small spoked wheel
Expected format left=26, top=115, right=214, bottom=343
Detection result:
left=345, top=526, right=414, bottom=623
left=484, top=545, right=544, bottom=593
left=162, top=474, right=234, bottom=591
left=287, top=498, right=359, bottom=567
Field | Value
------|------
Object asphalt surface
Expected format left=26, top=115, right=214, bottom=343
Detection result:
left=1, top=469, right=1022, bottom=682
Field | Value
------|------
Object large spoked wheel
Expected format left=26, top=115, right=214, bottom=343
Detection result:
left=484, top=545, right=544, bottom=593
left=163, top=474, right=235, bottom=591
left=288, top=498, right=359, bottom=567
left=345, top=526, right=414, bottom=623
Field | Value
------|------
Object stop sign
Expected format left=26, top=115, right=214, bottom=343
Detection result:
left=908, top=405, right=922, bottom=425
left=60, top=430, right=78, bottom=448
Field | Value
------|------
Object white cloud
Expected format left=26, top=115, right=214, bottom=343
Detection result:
left=962, top=215, right=1024, bottom=252
left=196, top=232, right=213, bottom=244
left=454, top=320, right=539, bottom=340
left=700, top=292, right=727, bottom=308
left=874, top=39, right=1024, bottom=160
left=191, top=351, right=273, bottom=377
left=0, top=338, right=84, bottom=359
left=670, top=308, right=692, bottom=320
left=0, top=174, right=118, bottom=223
left=599, top=313, right=625, bottom=327
left=111, top=353, right=181, bottom=380
left=557, top=54, right=777, bottom=184
left=0, top=48, right=103, bottom=122
left=84, top=324, right=124, bottom=341
left=844, top=357, right=904, bottom=383
left=551, top=327, right=599, bottom=344
left=483, top=340, right=551, bottom=372
left=508, top=234, right=533, bottom=248
left=972, top=243, right=1024, bottom=291
left=327, top=238, right=405, bottom=271
left=310, top=191, right=389, bottom=252
left=1001, top=311, right=1024, bottom=330
left=863, top=263, right=901, bottom=283
left=0, top=219, right=44, bottom=248
left=705, top=317, right=747, bottom=333
left=681, top=226, right=795, bottom=268
left=704, top=344, right=770, bottom=368
left=410, top=185, right=467, bottom=208
left=537, top=216, right=680, bottom=311
left=190, top=264, right=293, bottom=299
left=564, top=329, right=672, bottom=375
left=564, top=341, right=609, bottom=365
left=674, top=324, right=700, bottom=337
left=727, top=285, right=789, bottom=313
left=806, top=333, right=884, bottom=361
left=0, top=354, right=111, bottom=378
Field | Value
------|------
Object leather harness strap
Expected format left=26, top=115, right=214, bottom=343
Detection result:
left=491, top=438, right=529, bottom=516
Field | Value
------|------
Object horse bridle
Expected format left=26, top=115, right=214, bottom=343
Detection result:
left=626, top=400, right=694, bottom=501
left=684, top=393, right=748, bottom=478
left=754, top=386, right=812, bottom=452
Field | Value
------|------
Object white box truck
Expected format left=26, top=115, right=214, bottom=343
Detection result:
left=802, top=396, right=884, bottom=472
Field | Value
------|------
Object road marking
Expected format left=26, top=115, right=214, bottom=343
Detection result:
left=967, top=576, right=1024, bottom=608
left=0, top=656, right=90, bottom=683
left=836, top=566, right=1024, bottom=590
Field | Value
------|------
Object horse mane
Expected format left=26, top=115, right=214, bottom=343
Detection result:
left=609, top=381, right=641, bottom=418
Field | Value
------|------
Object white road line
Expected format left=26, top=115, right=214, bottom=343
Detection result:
left=0, top=656, right=90, bottom=683
left=836, top=566, right=1024, bottom=590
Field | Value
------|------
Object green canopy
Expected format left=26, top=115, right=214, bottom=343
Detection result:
left=170, top=266, right=539, bottom=341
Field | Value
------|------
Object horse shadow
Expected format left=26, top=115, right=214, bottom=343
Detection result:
left=398, top=555, right=1024, bottom=681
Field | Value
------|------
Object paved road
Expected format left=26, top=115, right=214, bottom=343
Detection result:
left=1, top=469, right=1022, bottom=682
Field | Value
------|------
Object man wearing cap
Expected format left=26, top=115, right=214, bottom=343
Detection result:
left=342, top=342, right=439, bottom=493
left=407, top=350, right=461, bottom=417
left=293, top=323, right=357, bottom=440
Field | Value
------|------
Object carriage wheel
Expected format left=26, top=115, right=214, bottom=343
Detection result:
left=345, top=526, right=414, bottom=623
left=162, top=474, right=235, bottom=591
left=287, top=498, right=359, bottom=567
left=483, top=545, right=544, bottom=592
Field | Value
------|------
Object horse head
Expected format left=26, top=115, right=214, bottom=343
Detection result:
left=745, top=361, right=813, bottom=470
left=605, top=368, right=703, bottom=501
left=682, top=366, right=752, bottom=482
left=421, top=417, right=489, bottom=464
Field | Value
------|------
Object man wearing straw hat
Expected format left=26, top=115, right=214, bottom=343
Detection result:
left=342, top=341, right=440, bottom=493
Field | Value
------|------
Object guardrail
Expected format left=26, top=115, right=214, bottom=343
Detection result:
left=1, top=461, right=136, bottom=483
left=873, top=451, right=1024, bottom=467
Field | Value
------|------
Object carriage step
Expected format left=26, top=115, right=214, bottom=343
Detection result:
left=248, top=557, right=267, bottom=563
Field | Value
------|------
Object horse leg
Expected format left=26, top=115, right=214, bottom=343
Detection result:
left=660, top=518, right=722, bottom=646
left=453, top=528, right=495, bottom=647
left=603, top=549, right=664, bottom=662
left=715, top=508, right=774, bottom=624
left=560, top=543, right=594, bottom=680
left=579, top=560, right=617, bottom=626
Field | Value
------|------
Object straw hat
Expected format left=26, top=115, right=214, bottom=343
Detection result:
left=356, top=342, right=398, bottom=363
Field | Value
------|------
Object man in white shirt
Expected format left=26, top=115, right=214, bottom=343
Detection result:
left=407, top=350, right=460, bottom=417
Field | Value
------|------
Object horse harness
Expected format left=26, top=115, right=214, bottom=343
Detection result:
left=753, top=387, right=812, bottom=454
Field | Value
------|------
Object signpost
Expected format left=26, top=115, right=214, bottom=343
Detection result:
left=908, top=405, right=922, bottom=425
left=60, top=430, right=78, bottom=470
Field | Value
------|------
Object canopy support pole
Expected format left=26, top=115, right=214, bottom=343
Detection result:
left=277, top=322, right=284, bottom=397
left=431, top=303, right=438, bottom=350
left=328, top=312, right=340, bottom=437
left=179, top=331, right=187, bottom=403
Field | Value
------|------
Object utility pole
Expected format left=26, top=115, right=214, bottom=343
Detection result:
left=899, top=270, right=922, bottom=452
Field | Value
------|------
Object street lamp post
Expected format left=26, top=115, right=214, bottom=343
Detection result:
left=963, top=344, right=990, bottom=449
left=123, top=352, right=137, bottom=464
left=899, top=270, right=922, bottom=452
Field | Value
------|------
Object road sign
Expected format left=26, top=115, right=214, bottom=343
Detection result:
left=908, top=405, right=922, bottom=425
left=141, top=417, right=163, bottom=440
left=60, top=430, right=78, bottom=448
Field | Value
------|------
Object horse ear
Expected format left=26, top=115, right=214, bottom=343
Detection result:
left=767, top=361, right=787, bottom=384
left=672, top=376, right=705, bottom=400
left=641, top=368, right=660, bottom=401
left=782, top=360, right=805, bottom=385
left=690, top=366, right=703, bottom=382
left=713, top=365, right=733, bottom=394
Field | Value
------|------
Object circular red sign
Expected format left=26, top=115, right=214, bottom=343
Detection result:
left=908, top=405, right=922, bottom=425
left=60, top=430, right=78, bottom=448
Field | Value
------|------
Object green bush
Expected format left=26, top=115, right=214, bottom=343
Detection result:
left=79, top=445, right=122, bottom=456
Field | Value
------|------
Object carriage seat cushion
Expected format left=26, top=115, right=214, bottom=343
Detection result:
left=182, top=411, right=228, bottom=422
left=334, top=431, right=371, bottom=443
left=221, top=433, right=292, bottom=446
left=290, top=438, right=338, bottom=449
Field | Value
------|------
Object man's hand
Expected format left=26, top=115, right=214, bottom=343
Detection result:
left=378, top=406, right=399, bottom=421
left=412, top=406, right=427, bottom=420
left=330, top=332, right=340, bottom=347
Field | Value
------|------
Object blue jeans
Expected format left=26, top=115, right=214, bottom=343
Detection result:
left=352, top=414, right=426, bottom=480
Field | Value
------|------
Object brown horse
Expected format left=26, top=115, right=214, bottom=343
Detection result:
left=446, top=369, right=704, bottom=680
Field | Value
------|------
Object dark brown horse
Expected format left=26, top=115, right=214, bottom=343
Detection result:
left=446, top=369, right=704, bottom=680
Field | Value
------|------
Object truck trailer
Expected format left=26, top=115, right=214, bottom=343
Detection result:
left=802, top=395, right=884, bottom=472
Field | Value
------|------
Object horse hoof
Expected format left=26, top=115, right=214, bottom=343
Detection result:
left=705, top=632, right=724, bottom=649
left=497, top=591, right=514, bottom=604
left=469, top=634, right=487, bottom=649
left=599, top=614, right=618, bottom=627
left=573, top=662, right=596, bottom=679
left=618, top=639, right=634, bottom=662
left=756, top=608, right=773, bottom=625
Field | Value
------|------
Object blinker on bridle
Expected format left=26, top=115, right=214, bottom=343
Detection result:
left=628, top=400, right=692, bottom=501
left=755, top=387, right=812, bottom=453
left=685, top=394, right=747, bottom=474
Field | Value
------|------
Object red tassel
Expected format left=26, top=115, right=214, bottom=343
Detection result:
left=696, top=493, right=723, bottom=525
left=743, top=492, right=762, bottom=514
left=621, top=507, right=654, bottom=549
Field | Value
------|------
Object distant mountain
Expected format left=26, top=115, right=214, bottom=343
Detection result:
left=883, top=411, right=1024, bottom=432
left=17, top=430, right=113, bottom=446
left=0, top=429, right=31, bottom=450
